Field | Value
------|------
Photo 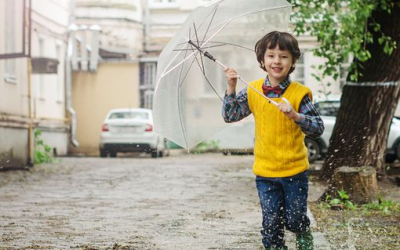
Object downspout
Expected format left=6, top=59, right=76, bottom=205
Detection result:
left=27, top=0, right=34, bottom=166
left=66, top=31, right=79, bottom=147
left=66, top=0, right=79, bottom=147
left=144, top=0, right=152, bottom=52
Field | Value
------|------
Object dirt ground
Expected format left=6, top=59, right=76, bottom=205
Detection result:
left=0, top=152, right=399, bottom=249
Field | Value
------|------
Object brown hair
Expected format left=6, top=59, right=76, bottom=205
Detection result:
left=255, top=31, right=301, bottom=74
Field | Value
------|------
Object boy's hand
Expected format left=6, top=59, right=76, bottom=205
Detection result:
left=278, top=98, right=301, bottom=122
left=224, top=68, right=239, bottom=95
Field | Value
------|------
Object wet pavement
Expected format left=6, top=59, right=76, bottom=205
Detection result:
left=0, top=152, right=330, bottom=249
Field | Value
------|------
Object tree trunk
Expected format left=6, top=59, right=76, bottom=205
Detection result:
left=320, top=2, right=400, bottom=183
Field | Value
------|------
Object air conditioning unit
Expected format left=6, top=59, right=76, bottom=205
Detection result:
left=31, top=57, right=59, bottom=74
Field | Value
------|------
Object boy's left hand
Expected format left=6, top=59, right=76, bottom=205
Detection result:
left=278, top=98, right=301, bottom=122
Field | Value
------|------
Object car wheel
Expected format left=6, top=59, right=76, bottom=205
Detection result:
left=394, top=142, right=400, bottom=162
left=386, top=154, right=396, bottom=163
left=305, top=138, right=320, bottom=163
left=151, top=149, right=158, bottom=158
left=158, top=150, right=164, bottom=158
left=100, top=150, right=108, bottom=158
left=109, top=152, right=117, bottom=158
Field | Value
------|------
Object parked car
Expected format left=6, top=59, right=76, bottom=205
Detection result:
left=99, top=108, right=165, bottom=158
left=305, top=95, right=400, bottom=163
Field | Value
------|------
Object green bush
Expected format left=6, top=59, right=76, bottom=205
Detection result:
left=193, top=140, right=220, bottom=154
left=34, top=130, right=54, bottom=164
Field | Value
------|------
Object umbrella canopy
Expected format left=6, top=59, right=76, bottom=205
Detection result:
left=153, top=0, right=292, bottom=150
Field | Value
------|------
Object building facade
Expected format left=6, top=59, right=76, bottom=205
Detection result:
left=69, top=0, right=144, bottom=155
left=0, top=0, right=70, bottom=168
left=31, top=0, right=70, bottom=157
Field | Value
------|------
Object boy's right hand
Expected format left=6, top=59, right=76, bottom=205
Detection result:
left=224, top=68, right=239, bottom=95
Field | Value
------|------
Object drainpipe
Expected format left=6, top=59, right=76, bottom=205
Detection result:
left=66, top=24, right=79, bottom=147
left=66, top=0, right=79, bottom=147
left=144, top=0, right=152, bottom=52
left=27, top=58, right=34, bottom=165
left=27, top=0, right=33, bottom=166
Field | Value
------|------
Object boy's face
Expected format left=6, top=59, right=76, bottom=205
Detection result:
left=262, top=45, right=294, bottom=84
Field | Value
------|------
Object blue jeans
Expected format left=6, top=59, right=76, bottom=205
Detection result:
left=256, top=171, right=310, bottom=249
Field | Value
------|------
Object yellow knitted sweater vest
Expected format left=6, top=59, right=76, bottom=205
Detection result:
left=248, top=78, right=312, bottom=177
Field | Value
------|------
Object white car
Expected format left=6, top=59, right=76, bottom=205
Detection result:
left=306, top=95, right=400, bottom=163
left=99, top=108, right=165, bottom=158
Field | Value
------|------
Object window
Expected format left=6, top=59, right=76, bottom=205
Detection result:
left=3, top=0, right=17, bottom=83
left=143, top=63, right=156, bottom=87
left=291, top=51, right=305, bottom=83
left=140, top=62, right=157, bottom=109
left=144, top=90, right=154, bottom=109
left=109, top=111, right=149, bottom=120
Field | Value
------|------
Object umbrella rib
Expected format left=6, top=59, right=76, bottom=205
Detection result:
left=189, top=28, right=218, bottom=98
left=175, top=46, right=201, bottom=149
left=200, top=4, right=219, bottom=47
left=193, top=22, right=206, bottom=74
left=162, top=20, right=231, bottom=78
left=188, top=46, right=224, bottom=102
left=174, top=42, right=253, bottom=52
left=166, top=4, right=218, bottom=76
left=181, top=5, right=291, bottom=52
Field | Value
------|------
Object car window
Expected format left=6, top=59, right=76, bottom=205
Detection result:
left=109, top=111, right=149, bottom=120
left=314, top=101, right=340, bottom=116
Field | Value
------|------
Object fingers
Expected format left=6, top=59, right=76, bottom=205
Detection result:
left=282, top=97, right=290, bottom=105
left=224, top=68, right=239, bottom=79
left=278, top=102, right=292, bottom=113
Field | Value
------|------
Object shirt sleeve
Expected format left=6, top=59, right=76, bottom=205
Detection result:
left=221, top=88, right=252, bottom=123
left=295, top=95, right=325, bottom=138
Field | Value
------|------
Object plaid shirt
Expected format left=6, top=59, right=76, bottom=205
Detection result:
left=222, top=76, right=324, bottom=138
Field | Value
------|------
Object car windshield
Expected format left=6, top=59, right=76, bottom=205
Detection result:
left=314, top=101, right=340, bottom=116
left=109, top=111, right=149, bottom=120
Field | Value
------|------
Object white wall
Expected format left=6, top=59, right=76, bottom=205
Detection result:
left=30, top=0, right=70, bottom=156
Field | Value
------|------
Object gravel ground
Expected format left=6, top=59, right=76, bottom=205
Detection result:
left=0, top=153, right=269, bottom=249
left=1, top=152, right=397, bottom=249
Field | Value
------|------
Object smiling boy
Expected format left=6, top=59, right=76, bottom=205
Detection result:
left=222, top=31, right=324, bottom=250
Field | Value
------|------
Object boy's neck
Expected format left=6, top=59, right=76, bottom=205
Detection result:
left=268, top=75, right=285, bottom=87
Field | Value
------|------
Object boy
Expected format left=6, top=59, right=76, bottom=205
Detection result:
left=222, top=31, right=324, bottom=250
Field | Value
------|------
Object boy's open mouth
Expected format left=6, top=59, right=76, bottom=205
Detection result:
left=272, top=67, right=283, bottom=73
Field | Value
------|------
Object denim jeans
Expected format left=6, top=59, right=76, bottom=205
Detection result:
left=256, top=170, right=310, bottom=249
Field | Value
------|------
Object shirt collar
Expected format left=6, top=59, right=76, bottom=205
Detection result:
left=264, top=75, right=291, bottom=89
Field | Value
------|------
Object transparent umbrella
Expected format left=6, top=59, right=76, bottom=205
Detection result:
left=153, top=0, right=292, bottom=150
